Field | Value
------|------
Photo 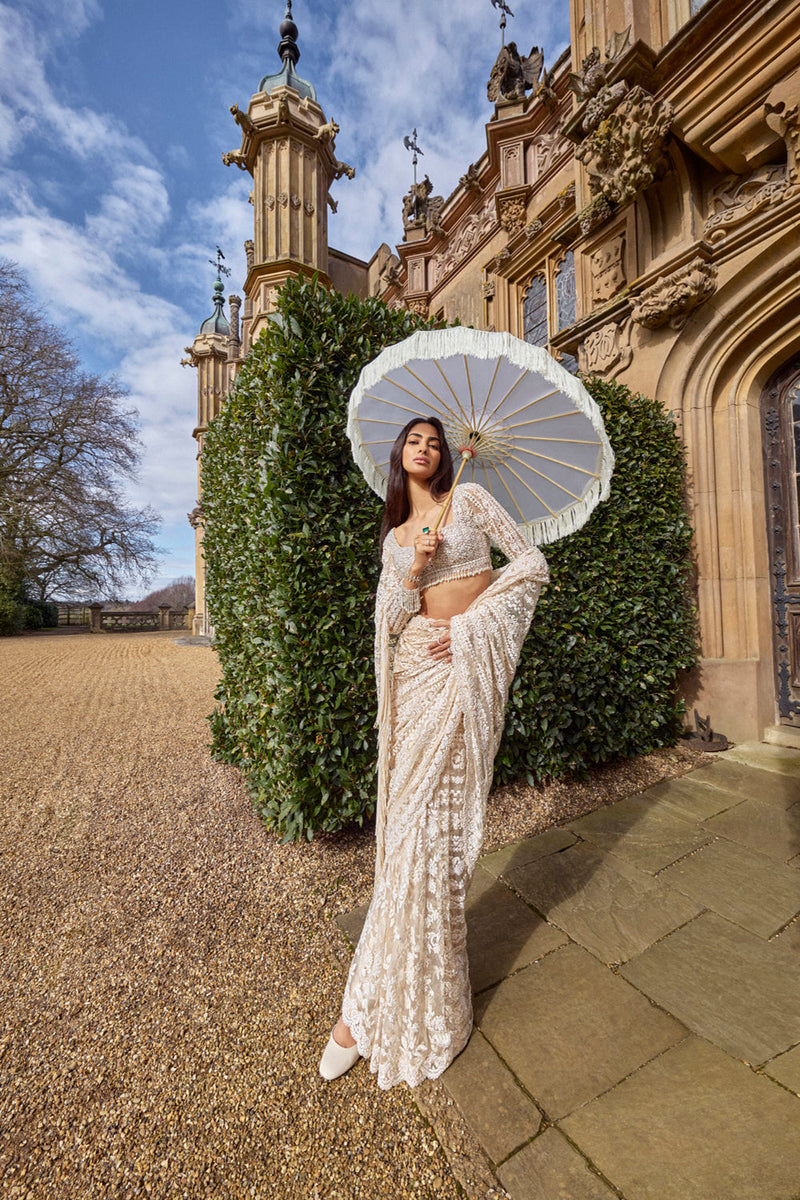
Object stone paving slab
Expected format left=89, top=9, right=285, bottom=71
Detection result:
left=702, top=798, right=800, bottom=864
left=724, top=740, right=800, bottom=778
left=673, top=757, right=800, bottom=808
left=763, top=1043, right=800, bottom=1096
left=498, top=1127, right=618, bottom=1200
left=466, top=866, right=568, bottom=993
left=506, top=841, right=702, bottom=963
left=478, top=943, right=686, bottom=1119
left=621, top=911, right=800, bottom=1064
left=441, top=1029, right=542, bottom=1165
left=642, top=772, right=744, bottom=819
left=566, top=792, right=713, bottom=873
left=657, top=837, right=800, bottom=938
left=480, top=827, right=578, bottom=879
left=559, top=1037, right=800, bottom=1200
left=774, top=916, right=800, bottom=952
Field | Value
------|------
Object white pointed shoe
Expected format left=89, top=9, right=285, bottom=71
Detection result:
left=319, top=1032, right=360, bottom=1081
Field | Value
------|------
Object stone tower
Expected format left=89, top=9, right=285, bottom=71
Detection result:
left=184, top=270, right=234, bottom=635
left=187, top=1, right=356, bottom=634
left=224, top=0, right=353, bottom=349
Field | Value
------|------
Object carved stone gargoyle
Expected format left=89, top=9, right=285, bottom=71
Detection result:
left=487, top=42, right=543, bottom=102
left=222, top=149, right=248, bottom=170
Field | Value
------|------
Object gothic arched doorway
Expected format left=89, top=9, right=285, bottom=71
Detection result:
left=763, top=356, right=800, bottom=726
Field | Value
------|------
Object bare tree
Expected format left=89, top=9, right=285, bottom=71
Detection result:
left=0, top=261, right=160, bottom=600
left=129, top=575, right=195, bottom=610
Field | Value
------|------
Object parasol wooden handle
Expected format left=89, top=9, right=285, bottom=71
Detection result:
left=431, top=447, right=476, bottom=533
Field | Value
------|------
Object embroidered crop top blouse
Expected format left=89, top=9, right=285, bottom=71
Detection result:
left=380, top=482, right=547, bottom=633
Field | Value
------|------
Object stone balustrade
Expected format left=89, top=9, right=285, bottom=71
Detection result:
left=89, top=604, right=195, bottom=633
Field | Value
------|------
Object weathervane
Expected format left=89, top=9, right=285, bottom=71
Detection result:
left=402, top=129, right=424, bottom=185
left=491, top=0, right=514, bottom=46
left=208, top=245, right=231, bottom=279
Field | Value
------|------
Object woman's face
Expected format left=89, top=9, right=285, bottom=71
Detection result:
left=401, top=423, right=441, bottom=482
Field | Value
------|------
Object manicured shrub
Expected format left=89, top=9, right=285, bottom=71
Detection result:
left=202, top=279, right=697, bottom=840
left=202, top=278, right=438, bottom=840
left=493, top=376, right=697, bottom=785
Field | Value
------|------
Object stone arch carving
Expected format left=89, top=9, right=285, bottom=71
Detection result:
left=653, top=220, right=800, bottom=737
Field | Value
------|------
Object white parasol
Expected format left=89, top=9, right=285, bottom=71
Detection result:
left=347, top=326, right=614, bottom=544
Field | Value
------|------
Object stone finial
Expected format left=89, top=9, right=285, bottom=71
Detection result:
left=278, top=1, right=300, bottom=68
left=228, top=294, right=242, bottom=344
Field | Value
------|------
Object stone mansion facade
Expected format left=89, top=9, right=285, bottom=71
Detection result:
left=187, top=0, right=800, bottom=747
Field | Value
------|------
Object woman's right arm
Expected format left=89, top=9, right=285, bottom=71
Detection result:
left=377, top=550, right=421, bottom=635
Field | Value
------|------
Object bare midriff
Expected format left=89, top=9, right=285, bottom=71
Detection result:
left=420, top=570, right=493, bottom=620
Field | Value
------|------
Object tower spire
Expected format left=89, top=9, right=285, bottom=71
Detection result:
left=258, top=0, right=316, bottom=99
left=277, top=1, right=300, bottom=68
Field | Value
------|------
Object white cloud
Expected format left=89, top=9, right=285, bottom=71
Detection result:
left=0, top=0, right=573, bottom=588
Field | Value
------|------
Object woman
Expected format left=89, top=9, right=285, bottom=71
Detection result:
left=320, top=416, right=549, bottom=1089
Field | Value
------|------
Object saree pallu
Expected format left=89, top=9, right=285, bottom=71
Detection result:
left=342, top=550, right=548, bottom=1090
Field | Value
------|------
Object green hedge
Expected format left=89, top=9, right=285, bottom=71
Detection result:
left=202, top=278, right=696, bottom=841
left=0, top=581, right=59, bottom=636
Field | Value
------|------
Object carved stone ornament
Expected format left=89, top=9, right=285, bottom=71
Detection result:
left=533, top=131, right=569, bottom=178
left=244, top=239, right=255, bottom=271
left=590, top=234, right=626, bottom=303
left=304, top=199, right=315, bottom=215
left=314, top=119, right=339, bottom=144
left=278, top=192, right=289, bottom=208
left=568, top=28, right=631, bottom=104
left=180, top=346, right=199, bottom=368
left=558, top=181, right=576, bottom=210
left=402, top=174, right=445, bottom=237
left=524, top=217, right=544, bottom=240
left=430, top=196, right=495, bottom=287
left=406, top=298, right=429, bottom=317
left=333, top=159, right=356, bottom=180
left=631, top=258, right=718, bottom=330
left=481, top=279, right=496, bottom=299
left=265, top=194, right=276, bottom=210
left=187, top=505, right=204, bottom=529
left=487, top=247, right=512, bottom=274
left=575, top=86, right=674, bottom=207
left=497, top=194, right=527, bottom=236
left=705, top=160, right=800, bottom=244
left=459, top=163, right=481, bottom=192
left=228, top=294, right=241, bottom=342
left=582, top=320, right=633, bottom=375
left=487, top=43, right=543, bottom=103
left=290, top=194, right=302, bottom=209
left=230, top=103, right=256, bottom=136
left=222, top=149, right=248, bottom=170
left=578, top=193, right=613, bottom=236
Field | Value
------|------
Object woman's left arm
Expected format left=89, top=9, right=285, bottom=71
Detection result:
left=461, top=483, right=549, bottom=575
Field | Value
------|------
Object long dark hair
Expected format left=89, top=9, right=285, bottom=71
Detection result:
left=379, top=416, right=454, bottom=547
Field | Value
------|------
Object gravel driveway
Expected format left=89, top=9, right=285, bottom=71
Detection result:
left=0, top=630, right=696, bottom=1199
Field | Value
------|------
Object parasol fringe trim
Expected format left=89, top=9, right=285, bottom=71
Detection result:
left=347, top=328, right=615, bottom=545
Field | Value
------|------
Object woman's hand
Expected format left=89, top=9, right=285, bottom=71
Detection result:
left=412, top=528, right=443, bottom=576
left=427, top=618, right=452, bottom=661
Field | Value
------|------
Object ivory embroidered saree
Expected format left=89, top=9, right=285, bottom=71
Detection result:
left=342, top=540, right=549, bottom=1090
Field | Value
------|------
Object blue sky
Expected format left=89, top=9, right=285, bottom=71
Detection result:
left=0, top=0, right=571, bottom=595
